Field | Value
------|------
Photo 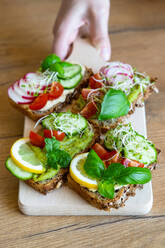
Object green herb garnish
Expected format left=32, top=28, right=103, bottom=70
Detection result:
left=84, top=150, right=152, bottom=199
left=45, top=137, right=71, bottom=169
left=98, top=89, right=130, bottom=120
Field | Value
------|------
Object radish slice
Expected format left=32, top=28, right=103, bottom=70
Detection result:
left=13, top=81, right=35, bottom=100
left=8, top=86, right=33, bottom=104
left=100, top=62, right=134, bottom=95
left=12, top=82, right=35, bottom=101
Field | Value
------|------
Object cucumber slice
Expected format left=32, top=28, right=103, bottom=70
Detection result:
left=50, top=62, right=82, bottom=79
left=42, top=112, right=87, bottom=136
left=5, top=157, right=33, bottom=180
left=124, top=133, right=157, bottom=165
left=58, top=73, right=82, bottom=89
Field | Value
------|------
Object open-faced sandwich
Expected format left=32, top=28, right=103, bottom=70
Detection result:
left=5, top=112, right=99, bottom=194
left=72, top=62, right=158, bottom=131
left=67, top=123, right=160, bottom=211
left=8, top=54, right=93, bottom=120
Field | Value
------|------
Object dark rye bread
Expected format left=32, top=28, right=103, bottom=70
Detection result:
left=71, top=79, right=158, bottom=132
left=8, top=68, right=93, bottom=121
left=25, top=121, right=100, bottom=195
left=67, top=150, right=160, bottom=211
left=67, top=174, right=142, bottom=211
left=26, top=168, right=68, bottom=195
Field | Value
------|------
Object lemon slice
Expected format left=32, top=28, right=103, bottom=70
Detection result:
left=10, top=138, right=44, bottom=174
left=70, top=153, right=98, bottom=190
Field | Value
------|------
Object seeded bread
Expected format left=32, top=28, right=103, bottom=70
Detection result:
left=8, top=68, right=93, bottom=121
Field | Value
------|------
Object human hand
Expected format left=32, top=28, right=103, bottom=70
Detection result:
left=52, top=0, right=111, bottom=61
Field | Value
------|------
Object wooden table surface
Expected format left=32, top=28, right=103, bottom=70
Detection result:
left=0, top=0, right=165, bottom=247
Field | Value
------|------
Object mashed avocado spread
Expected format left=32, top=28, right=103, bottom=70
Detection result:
left=31, top=125, right=94, bottom=182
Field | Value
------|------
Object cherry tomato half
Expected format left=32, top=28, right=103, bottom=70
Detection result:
left=80, top=101, right=97, bottom=119
left=29, top=131, right=45, bottom=148
left=48, top=82, right=64, bottom=100
left=43, top=129, right=65, bottom=141
left=92, top=143, right=108, bottom=160
left=81, top=88, right=93, bottom=100
left=29, top=94, right=48, bottom=110
left=121, top=158, right=144, bottom=168
left=89, top=73, right=103, bottom=89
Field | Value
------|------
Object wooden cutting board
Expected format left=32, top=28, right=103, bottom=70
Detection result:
left=19, top=39, right=153, bottom=216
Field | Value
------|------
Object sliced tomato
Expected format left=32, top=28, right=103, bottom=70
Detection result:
left=43, top=129, right=65, bottom=141
left=29, top=131, right=45, bottom=148
left=80, top=101, right=97, bottom=119
left=102, top=150, right=118, bottom=160
left=105, top=151, right=121, bottom=167
left=29, top=94, right=48, bottom=110
left=81, top=88, right=93, bottom=100
left=92, top=143, right=108, bottom=160
left=48, top=82, right=64, bottom=100
left=121, top=158, right=144, bottom=168
left=89, top=73, right=103, bottom=89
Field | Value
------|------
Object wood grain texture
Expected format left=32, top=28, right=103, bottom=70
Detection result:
left=0, top=0, right=165, bottom=247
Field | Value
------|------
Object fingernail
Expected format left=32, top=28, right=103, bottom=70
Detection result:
left=100, top=47, right=110, bottom=61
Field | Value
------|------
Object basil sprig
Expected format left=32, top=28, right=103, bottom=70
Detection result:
left=84, top=149, right=105, bottom=179
left=98, top=89, right=130, bottom=120
left=84, top=150, right=152, bottom=199
left=45, top=137, right=71, bottom=169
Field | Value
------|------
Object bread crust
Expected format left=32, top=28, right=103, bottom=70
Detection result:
left=26, top=168, right=68, bottom=195
left=8, top=68, right=93, bottom=121
left=67, top=174, right=141, bottom=211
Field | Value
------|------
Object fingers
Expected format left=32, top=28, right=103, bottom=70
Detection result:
left=89, top=1, right=111, bottom=61
left=52, top=1, right=85, bottom=59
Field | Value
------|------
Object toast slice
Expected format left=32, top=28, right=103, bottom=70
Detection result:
left=26, top=168, right=68, bottom=195
left=72, top=77, right=158, bottom=132
left=8, top=68, right=93, bottom=121
left=67, top=159, right=159, bottom=211
left=25, top=121, right=100, bottom=195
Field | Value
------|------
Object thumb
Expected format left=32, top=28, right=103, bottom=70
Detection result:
left=90, top=6, right=111, bottom=61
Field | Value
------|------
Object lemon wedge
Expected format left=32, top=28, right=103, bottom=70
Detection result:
left=10, top=138, right=44, bottom=174
left=70, top=153, right=98, bottom=190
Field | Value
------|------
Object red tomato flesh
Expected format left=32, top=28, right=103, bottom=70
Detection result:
left=89, top=73, right=103, bottom=89
left=81, top=88, right=93, bottom=100
left=44, top=129, right=65, bottom=141
left=29, top=94, right=48, bottom=110
left=92, top=143, right=109, bottom=160
left=80, top=101, right=97, bottom=119
left=29, top=131, right=45, bottom=148
left=121, top=158, right=144, bottom=168
left=48, top=82, right=64, bottom=100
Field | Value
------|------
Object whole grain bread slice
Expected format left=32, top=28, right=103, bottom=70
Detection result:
left=8, top=68, right=93, bottom=121
left=67, top=174, right=142, bottom=211
left=25, top=121, right=100, bottom=195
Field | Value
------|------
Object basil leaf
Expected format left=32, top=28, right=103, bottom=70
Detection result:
left=103, top=163, right=125, bottom=180
left=41, top=54, right=61, bottom=71
left=45, top=137, right=71, bottom=168
left=98, top=89, right=130, bottom=120
left=98, top=180, right=115, bottom=199
left=115, top=167, right=152, bottom=185
left=84, top=149, right=105, bottom=179
left=45, top=137, right=60, bottom=153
